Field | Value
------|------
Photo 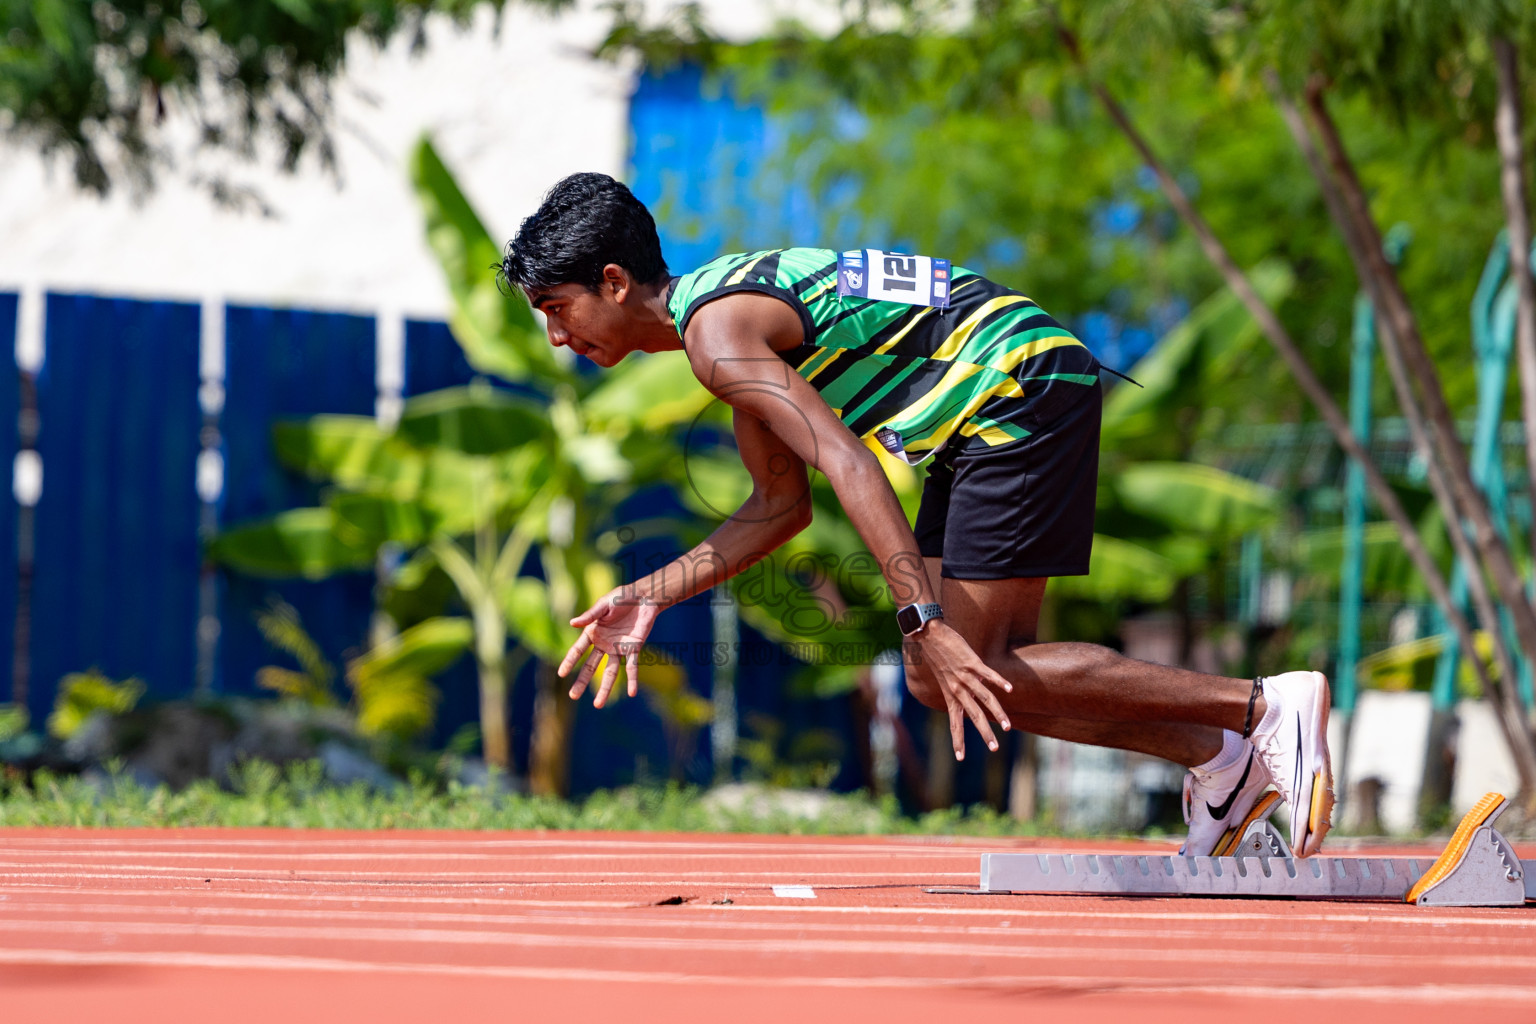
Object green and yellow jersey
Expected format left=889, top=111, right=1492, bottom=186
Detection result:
left=667, top=247, right=1100, bottom=463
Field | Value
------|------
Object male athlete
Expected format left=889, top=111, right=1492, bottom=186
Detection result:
left=502, top=172, right=1334, bottom=857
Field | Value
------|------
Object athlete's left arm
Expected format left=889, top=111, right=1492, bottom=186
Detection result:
left=681, top=293, right=1013, bottom=757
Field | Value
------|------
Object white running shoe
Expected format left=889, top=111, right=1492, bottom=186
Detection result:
left=1250, top=670, right=1335, bottom=857
left=1178, top=741, right=1272, bottom=857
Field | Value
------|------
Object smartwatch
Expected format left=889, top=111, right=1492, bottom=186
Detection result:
left=896, top=602, right=944, bottom=637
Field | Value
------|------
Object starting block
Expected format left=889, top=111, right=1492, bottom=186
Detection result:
left=948, top=792, right=1531, bottom=908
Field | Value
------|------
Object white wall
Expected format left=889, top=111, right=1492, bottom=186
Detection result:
left=0, top=1, right=845, bottom=318
left=0, top=4, right=632, bottom=317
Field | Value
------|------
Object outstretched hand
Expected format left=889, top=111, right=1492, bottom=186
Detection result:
left=558, top=587, right=662, bottom=708
left=911, top=620, right=1013, bottom=760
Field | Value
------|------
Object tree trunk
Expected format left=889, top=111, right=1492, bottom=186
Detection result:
left=1301, top=84, right=1536, bottom=686
left=477, top=646, right=510, bottom=773
left=1052, top=25, right=1467, bottom=673
left=1268, top=77, right=1536, bottom=796
left=529, top=663, right=575, bottom=797
left=1051, top=16, right=1536, bottom=805
left=1008, top=730, right=1039, bottom=821
left=925, top=709, right=956, bottom=809
left=470, top=592, right=512, bottom=772
left=1493, top=37, right=1536, bottom=555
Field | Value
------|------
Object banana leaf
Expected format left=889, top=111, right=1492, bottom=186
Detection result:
left=348, top=616, right=473, bottom=688
left=1103, top=260, right=1294, bottom=449
left=208, top=507, right=377, bottom=579
left=273, top=416, right=421, bottom=495
left=396, top=385, right=551, bottom=455
left=500, top=577, right=577, bottom=662
left=329, top=492, right=437, bottom=549
left=411, top=137, right=564, bottom=386
left=1112, top=462, right=1278, bottom=540
left=583, top=351, right=715, bottom=432
left=1049, top=534, right=1178, bottom=602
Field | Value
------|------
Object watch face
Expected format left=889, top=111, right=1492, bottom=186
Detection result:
left=896, top=605, right=921, bottom=635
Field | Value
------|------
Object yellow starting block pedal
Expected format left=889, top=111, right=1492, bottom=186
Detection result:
left=1215, top=791, right=1286, bottom=859
left=1406, top=793, right=1526, bottom=907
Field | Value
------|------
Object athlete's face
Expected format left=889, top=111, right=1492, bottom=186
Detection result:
left=525, top=269, right=637, bottom=368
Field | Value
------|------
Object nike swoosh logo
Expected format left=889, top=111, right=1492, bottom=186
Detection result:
left=1294, top=715, right=1305, bottom=835
left=1205, top=748, right=1256, bottom=820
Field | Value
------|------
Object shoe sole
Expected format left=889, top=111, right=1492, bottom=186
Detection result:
left=1291, top=671, right=1334, bottom=858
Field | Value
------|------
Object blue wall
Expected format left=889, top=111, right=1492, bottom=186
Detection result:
left=630, top=65, right=825, bottom=274
left=217, top=305, right=378, bottom=696
left=0, top=296, right=17, bottom=707
left=29, top=294, right=202, bottom=721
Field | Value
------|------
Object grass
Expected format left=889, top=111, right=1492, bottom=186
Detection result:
left=0, top=760, right=1055, bottom=836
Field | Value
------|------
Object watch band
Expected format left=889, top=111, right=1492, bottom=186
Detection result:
left=896, top=602, right=944, bottom=637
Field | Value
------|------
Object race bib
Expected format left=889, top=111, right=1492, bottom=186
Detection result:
left=837, top=249, right=951, bottom=309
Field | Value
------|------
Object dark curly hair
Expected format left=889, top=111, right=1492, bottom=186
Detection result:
left=500, top=172, right=669, bottom=293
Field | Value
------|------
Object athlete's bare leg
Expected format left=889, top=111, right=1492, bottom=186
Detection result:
left=903, top=559, right=1231, bottom=767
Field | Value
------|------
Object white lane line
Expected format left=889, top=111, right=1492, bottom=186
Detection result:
left=0, top=948, right=1531, bottom=1005
left=0, top=837, right=1015, bottom=855
left=1, top=884, right=1527, bottom=931
left=0, top=850, right=978, bottom=864
left=0, top=900, right=1513, bottom=949
left=0, top=869, right=971, bottom=882
left=3, top=884, right=1523, bottom=933
left=1, top=918, right=1534, bottom=971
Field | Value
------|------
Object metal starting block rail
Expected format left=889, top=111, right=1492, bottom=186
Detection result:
left=947, top=792, right=1532, bottom=908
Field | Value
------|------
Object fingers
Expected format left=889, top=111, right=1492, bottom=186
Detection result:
left=569, top=650, right=605, bottom=700
left=947, top=696, right=965, bottom=762
left=625, top=647, right=640, bottom=698
left=569, top=596, right=611, bottom=629
left=983, top=664, right=1014, bottom=695
left=951, top=681, right=1000, bottom=753
left=593, top=652, right=622, bottom=709
left=965, top=674, right=1012, bottom=732
left=558, top=623, right=596, bottom=679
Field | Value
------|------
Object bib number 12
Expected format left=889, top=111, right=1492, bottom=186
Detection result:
left=836, top=249, right=952, bottom=309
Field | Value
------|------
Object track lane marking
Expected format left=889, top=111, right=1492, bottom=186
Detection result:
left=0, top=948, right=1531, bottom=1004
left=2, top=883, right=1530, bottom=928
left=0, top=900, right=1518, bottom=949
left=2, top=918, right=1535, bottom=971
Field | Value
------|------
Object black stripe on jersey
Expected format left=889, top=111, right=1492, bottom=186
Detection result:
left=1012, top=312, right=1064, bottom=332
left=833, top=355, right=926, bottom=430
left=792, top=340, right=868, bottom=393
left=751, top=250, right=783, bottom=285
left=858, top=306, right=928, bottom=353
left=813, top=299, right=882, bottom=338
left=776, top=344, right=821, bottom=371
left=792, top=259, right=839, bottom=296
left=842, top=359, right=956, bottom=436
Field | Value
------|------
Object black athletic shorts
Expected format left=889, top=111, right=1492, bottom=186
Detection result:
left=913, top=381, right=1102, bottom=580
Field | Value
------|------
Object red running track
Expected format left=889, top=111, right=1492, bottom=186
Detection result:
left=1, top=828, right=1533, bottom=1023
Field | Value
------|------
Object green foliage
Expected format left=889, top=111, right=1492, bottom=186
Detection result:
left=410, top=138, right=561, bottom=384
left=254, top=598, right=337, bottom=706
left=396, top=385, right=553, bottom=455
left=603, top=0, right=1522, bottom=417
left=346, top=617, right=470, bottom=739
left=637, top=654, right=714, bottom=731
left=0, top=0, right=569, bottom=198
left=1354, top=631, right=1494, bottom=699
left=0, top=703, right=27, bottom=743
left=47, top=670, right=145, bottom=740
left=0, top=762, right=1051, bottom=836
left=208, top=507, right=376, bottom=579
